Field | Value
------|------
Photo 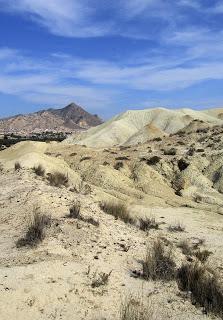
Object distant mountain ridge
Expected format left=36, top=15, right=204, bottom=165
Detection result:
left=0, top=103, right=102, bottom=134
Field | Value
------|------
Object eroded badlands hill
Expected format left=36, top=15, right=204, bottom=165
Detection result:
left=65, top=107, right=223, bottom=147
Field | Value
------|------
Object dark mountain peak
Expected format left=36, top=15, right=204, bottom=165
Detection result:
left=0, top=102, right=103, bottom=134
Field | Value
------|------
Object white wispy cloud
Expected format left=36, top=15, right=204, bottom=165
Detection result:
left=0, top=41, right=223, bottom=109
left=0, top=0, right=213, bottom=39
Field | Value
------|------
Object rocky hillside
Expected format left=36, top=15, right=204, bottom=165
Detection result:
left=65, top=107, right=223, bottom=147
left=0, top=103, right=102, bottom=134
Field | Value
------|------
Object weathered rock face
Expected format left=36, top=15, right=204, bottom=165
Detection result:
left=0, top=103, right=103, bottom=134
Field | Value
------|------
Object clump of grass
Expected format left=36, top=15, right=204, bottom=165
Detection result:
left=84, top=217, right=99, bottom=227
left=168, top=221, right=185, bottom=232
left=33, top=164, right=45, bottom=177
left=164, top=148, right=177, bottom=155
left=100, top=201, right=134, bottom=224
left=16, top=207, right=51, bottom=247
left=138, top=216, right=159, bottom=231
left=114, top=162, right=124, bottom=170
left=47, top=171, right=68, bottom=187
left=80, top=156, right=92, bottom=162
left=142, top=238, right=176, bottom=281
left=177, top=239, right=193, bottom=255
left=146, top=156, right=161, bottom=166
left=14, top=161, right=21, bottom=171
left=194, top=249, right=212, bottom=263
left=68, top=201, right=81, bottom=219
left=115, top=156, right=129, bottom=161
left=91, top=271, right=112, bottom=288
left=120, top=295, right=154, bottom=320
left=177, top=262, right=223, bottom=317
left=68, top=201, right=99, bottom=226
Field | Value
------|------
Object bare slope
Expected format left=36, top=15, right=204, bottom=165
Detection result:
left=65, top=107, right=223, bottom=147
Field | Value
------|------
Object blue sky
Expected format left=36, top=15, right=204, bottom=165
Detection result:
left=0, top=0, right=223, bottom=118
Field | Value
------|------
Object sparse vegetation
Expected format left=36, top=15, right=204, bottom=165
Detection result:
left=14, top=161, right=21, bottom=171
left=146, top=156, right=161, bottom=165
left=91, top=271, right=112, bottom=288
left=80, top=156, right=92, bottom=162
left=177, top=262, right=223, bottom=317
left=16, top=207, right=51, bottom=247
left=168, top=221, right=185, bottom=232
left=178, top=159, right=189, bottom=171
left=139, top=216, right=159, bottom=231
left=68, top=201, right=81, bottom=219
left=47, top=171, right=68, bottom=187
left=100, top=201, right=134, bottom=224
left=177, top=239, right=193, bottom=255
left=68, top=201, right=99, bottom=226
left=114, top=161, right=124, bottom=170
left=115, top=156, right=129, bottom=161
left=164, top=148, right=177, bottom=155
left=120, top=295, right=154, bottom=320
left=33, top=164, right=45, bottom=177
left=142, top=238, right=176, bottom=281
left=194, top=249, right=212, bottom=263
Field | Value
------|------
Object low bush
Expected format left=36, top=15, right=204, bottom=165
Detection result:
left=168, top=222, right=185, bottom=232
left=69, top=201, right=81, bottom=219
left=80, top=156, right=92, bottom=162
left=33, top=164, right=45, bottom=176
left=164, top=148, right=177, bottom=156
left=146, top=156, right=161, bottom=165
left=114, top=162, right=124, bottom=170
left=91, top=271, right=112, bottom=288
left=16, top=208, right=51, bottom=247
left=177, top=239, right=193, bottom=255
left=194, top=249, right=212, bottom=263
left=120, top=295, right=154, bottom=320
left=100, top=201, right=134, bottom=224
left=177, top=262, right=223, bottom=317
left=139, top=216, right=159, bottom=231
left=142, top=238, right=176, bottom=281
left=47, top=171, right=68, bottom=187
left=14, top=161, right=21, bottom=171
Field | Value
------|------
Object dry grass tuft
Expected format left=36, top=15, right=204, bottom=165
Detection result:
left=100, top=201, right=134, bottom=224
left=16, top=207, right=51, bottom=247
left=14, top=161, right=21, bottom=171
left=91, top=271, right=112, bottom=288
left=120, top=295, right=154, bottom=320
left=47, top=171, right=68, bottom=187
left=177, top=262, right=223, bottom=317
left=194, top=249, right=212, bottom=263
left=68, top=201, right=81, bottom=219
left=33, top=164, right=45, bottom=177
left=138, top=216, right=159, bottom=231
left=168, top=221, right=185, bottom=232
left=142, top=238, right=176, bottom=281
left=114, top=162, right=124, bottom=170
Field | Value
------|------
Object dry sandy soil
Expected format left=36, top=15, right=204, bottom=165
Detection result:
left=0, top=121, right=223, bottom=319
